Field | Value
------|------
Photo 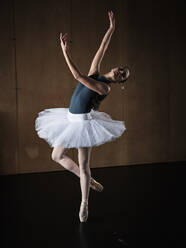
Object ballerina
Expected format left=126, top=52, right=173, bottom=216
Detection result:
left=35, top=10, right=130, bottom=222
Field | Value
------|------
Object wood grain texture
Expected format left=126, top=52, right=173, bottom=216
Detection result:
left=0, top=0, right=186, bottom=175
left=0, top=1, right=17, bottom=175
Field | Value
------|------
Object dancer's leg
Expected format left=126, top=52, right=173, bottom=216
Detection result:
left=51, top=146, right=103, bottom=192
left=78, top=147, right=92, bottom=202
left=51, top=146, right=80, bottom=177
left=78, top=147, right=92, bottom=222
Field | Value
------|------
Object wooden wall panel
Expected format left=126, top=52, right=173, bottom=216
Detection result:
left=124, top=0, right=170, bottom=165
left=168, top=2, right=186, bottom=161
left=0, top=0, right=186, bottom=175
left=15, top=0, right=73, bottom=173
left=0, top=1, right=17, bottom=175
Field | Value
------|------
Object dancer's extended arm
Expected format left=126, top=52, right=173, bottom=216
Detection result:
left=88, top=11, right=115, bottom=76
left=60, top=35, right=81, bottom=79
left=60, top=33, right=110, bottom=95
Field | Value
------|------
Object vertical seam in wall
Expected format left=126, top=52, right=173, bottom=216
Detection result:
left=119, top=0, right=124, bottom=122
left=70, top=0, right=72, bottom=39
left=167, top=10, right=171, bottom=162
left=119, top=0, right=127, bottom=163
left=120, top=0, right=128, bottom=123
left=125, top=0, right=128, bottom=124
left=70, top=0, right=75, bottom=162
left=11, top=0, right=19, bottom=174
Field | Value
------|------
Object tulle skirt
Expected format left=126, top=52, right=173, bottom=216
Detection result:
left=35, top=108, right=126, bottom=148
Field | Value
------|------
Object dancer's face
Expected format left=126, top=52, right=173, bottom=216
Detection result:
left=111, top=67, right=130, bottom=83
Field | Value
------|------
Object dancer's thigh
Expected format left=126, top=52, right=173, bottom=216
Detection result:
left=51, top=146, right=68, bottom=161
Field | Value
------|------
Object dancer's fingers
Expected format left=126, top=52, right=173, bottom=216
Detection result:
left=60, top=33, right=68, bottom=40
left=61, top=34, right=67, bottom=39
left=108, top=10, right=113, bottom=15
left=108, top=10, right=114, bottom=20
left=62, top=36, right=68, bottom=42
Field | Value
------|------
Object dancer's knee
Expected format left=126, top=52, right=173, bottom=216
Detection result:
left=51, top=154, right=64, bottom=162
left=51, top=146, right=67, bottom=162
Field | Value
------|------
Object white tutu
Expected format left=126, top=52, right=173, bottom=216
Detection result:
left=35, top=108, right=126, bottom=148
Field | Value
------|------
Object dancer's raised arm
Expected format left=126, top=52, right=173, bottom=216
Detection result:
left=60, top=33, right=110, bottom=95
left=60, top=33, right=82, bottom=79
left=88, top=11, right=115, bottom=76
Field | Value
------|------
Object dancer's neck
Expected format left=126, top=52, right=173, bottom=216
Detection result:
left=101, top=72, right=115, bottom=83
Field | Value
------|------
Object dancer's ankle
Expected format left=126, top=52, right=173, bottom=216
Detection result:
left=81, top=199, right=88, bottom=204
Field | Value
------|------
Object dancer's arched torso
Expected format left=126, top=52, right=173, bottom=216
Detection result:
left=69, top=74, right=111, bottom=114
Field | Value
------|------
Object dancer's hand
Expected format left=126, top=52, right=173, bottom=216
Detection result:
left=108, top=10, right=115, bottom=31
left=60, top=32, right=69, bottom=53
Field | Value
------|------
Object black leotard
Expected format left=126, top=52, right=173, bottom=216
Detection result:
left=69, top=74, right=110, bottom=114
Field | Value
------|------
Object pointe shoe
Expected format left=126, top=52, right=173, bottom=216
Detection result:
left=79, top=201, right=88, bottom=222
left=90, top=177, right=104, bottom=192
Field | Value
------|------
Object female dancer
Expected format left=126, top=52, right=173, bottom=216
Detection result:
left=35, top=10, right=130, bottom=222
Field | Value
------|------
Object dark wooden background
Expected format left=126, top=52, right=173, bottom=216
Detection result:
left=0, top=0, right=186, bottom=175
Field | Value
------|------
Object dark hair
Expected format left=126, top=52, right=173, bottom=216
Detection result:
left=120, top=66, right=131, bottom=82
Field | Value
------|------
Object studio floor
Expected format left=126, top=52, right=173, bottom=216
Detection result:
left=1, top=161, right=186, bottom=248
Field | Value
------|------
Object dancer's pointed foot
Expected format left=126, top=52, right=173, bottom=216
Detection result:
left=79, top=201, right=88, bottom=222
left=90, top=177, right=104, bottom=192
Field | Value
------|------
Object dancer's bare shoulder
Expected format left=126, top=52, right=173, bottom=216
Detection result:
left=77, top=74, right=110, bottom=95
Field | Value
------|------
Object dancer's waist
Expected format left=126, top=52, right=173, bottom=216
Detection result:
left=67, top=110, right=92, bottom=121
